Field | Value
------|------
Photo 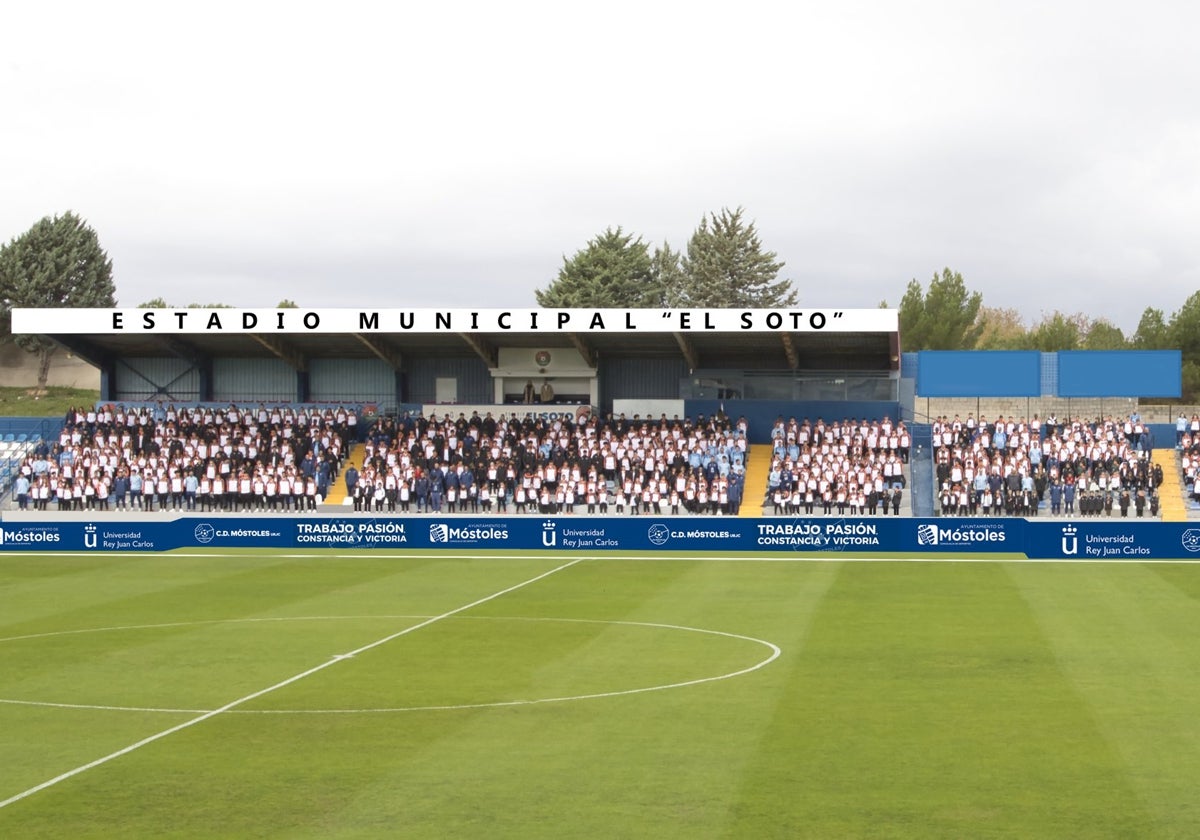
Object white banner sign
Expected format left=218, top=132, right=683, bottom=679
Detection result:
left=12, top=307, right=898, bottom=335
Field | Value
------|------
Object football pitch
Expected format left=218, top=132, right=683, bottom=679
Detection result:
left=1, top=549, right=1199, bottom=838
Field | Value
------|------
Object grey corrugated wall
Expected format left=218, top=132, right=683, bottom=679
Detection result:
left=309, top=358, right=396, bottom=404
left=599, top=357, right=688, bottom=409
left=212, top=358, right=295, bottom=402
left=405, top=356, right=493, bottom=404
left=112, top=358, right=201, bottom=402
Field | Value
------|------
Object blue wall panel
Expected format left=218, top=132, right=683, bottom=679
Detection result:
left=1056, top=351, right=1182, bottom=397
left=1040, top=352, right=1057, bottom=397
left=916, top=351, right=1041, bottom=397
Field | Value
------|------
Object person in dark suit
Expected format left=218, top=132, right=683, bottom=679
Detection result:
left=428, top=464, right=445, bottom=512
left=415, top=470, right=430, bottom=513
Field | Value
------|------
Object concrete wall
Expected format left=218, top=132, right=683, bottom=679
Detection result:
left=0, top=343, right=100, bottom=389
left=919, top=397, right=1200, bottom=425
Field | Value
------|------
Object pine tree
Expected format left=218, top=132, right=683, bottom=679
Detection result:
left=894, top=269, right=983, bottom=350
left=535, top=227, right=659, bottom=307
left=677, top=207, right=796, bottom=307
left=0, top=212, right=116, bottom=389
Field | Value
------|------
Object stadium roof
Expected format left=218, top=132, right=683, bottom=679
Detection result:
left=14, top=308, right=901, bottom=372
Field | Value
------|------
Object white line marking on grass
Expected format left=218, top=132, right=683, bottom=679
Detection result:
left=0, top=616, right=780, bottom=715
left=244, top=619, right=782, bottom=715
left=0, top=698, right=210, bottom=714
left=0, top=615, right=444, bottom=645
left=0, top=557, right=583, bottom=811
left=0, top=617, right=325, bottom=644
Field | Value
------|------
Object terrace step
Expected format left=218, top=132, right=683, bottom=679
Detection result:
left=323, top=443, right=365, bottom=506
left=739, top=444, right=772, bottom=517
left=1153, top=448, right=1188, bottom=522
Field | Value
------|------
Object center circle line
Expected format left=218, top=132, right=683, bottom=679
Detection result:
left=0, top=615, right=781, bottom=714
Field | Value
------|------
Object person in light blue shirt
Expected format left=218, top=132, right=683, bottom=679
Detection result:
left=129, top=471, right=143, bottom=510
left=972, top=473, right=988, bottom=514
left=767, top=465, right=782, bottom=502
left=14, top=474, right=30, bottom=510
left=185, top=473, right=199, bottom=511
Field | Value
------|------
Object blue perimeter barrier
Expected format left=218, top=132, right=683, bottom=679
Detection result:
left=0, top=516, right=1197, bottom=560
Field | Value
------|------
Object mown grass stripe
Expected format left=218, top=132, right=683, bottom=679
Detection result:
left=728, top=562, right=1155, bottom=838
left=1011, top=563, right=1200, bottom=835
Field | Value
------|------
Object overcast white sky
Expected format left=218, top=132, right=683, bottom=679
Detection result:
left=4, top=1, right=1198, bottom=334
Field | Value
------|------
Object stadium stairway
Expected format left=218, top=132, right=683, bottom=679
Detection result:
left=738, top=444, right=772, bottom=517
left=1151, top=448, right=1188, bottom=522
left=909, top=426, right=935, bottom=517
left=323, top=443, right=366, bottom=506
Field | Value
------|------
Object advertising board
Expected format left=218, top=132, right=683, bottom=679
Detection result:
left=0, top=516, right=1196, bottom=559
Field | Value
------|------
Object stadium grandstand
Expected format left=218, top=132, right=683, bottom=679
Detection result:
left=2, top=307, right=1192, bottom=522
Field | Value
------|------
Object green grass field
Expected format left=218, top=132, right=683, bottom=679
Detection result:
left=0, top=385, right=98, bottom=418
left=2, top=549, right=1199, bottom=838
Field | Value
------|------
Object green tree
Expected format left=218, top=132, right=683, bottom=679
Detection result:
left=535, top=227, right=658, bottom=307
left=1028, top=311, right=1086, bottom=351
left=893, top=269, right=983, bottom=350
left=1168, top=292, right=1200, bottom=401
left=277, top=299, right=298, bottom=308
left=1082, top=319, right=1127, bottom=350
left=975, top=306, right=1030, bottom=349
left=651, top=242, right=686, bottom=307
left=1180, top=360, right=1200, bottom=403
left=677, top=207, right=795, bottom=307
left=1131, top=306, right=1170, bottom=349
left=140, top=299, right=234, bottom=308
left=0, top=212, right=116, bottom=390
left=1168, top=291, right=1200, bottom=359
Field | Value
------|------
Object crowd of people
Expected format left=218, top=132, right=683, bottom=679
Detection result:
left=932, top=412, right=1165, bottom=518
left=1178, top=412, right=1200, bottom=506
left=762, top=416, right=910, bottom=516
left=11, top=404, right=353, bottom=513
left=343, top=409, right=748, bottom=516
left=6, top=403, right=1194, bottom=520
left=7, top=403, right=752, bottom=517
